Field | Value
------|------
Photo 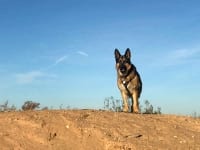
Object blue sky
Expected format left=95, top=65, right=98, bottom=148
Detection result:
left=0, top=0, right=200, bottom=114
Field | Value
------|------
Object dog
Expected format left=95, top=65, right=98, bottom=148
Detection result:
left=114, top=48, right=142, bottom=113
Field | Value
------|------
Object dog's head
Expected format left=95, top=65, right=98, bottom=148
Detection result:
left=115, top=48, right=132, bottom=77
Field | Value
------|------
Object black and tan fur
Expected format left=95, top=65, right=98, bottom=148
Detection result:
left=114, top=48, right=142, bottom=113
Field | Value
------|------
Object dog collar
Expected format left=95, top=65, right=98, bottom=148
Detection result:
left=122, top=80, right=129, bottom=88
left=121, top=79, right=131, bottom=97
left=122, top=72, right=137, bottom=86
left=122, top=80, right=126, bottom=85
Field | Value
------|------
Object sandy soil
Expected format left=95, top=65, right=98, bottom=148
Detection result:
left=0, top=110, right=200, bottom=150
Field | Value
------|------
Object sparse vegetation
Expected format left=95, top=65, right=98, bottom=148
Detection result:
left=191, top=111, right=200, bottom=119
left=143, top=100, right=162, bottom=114
left=104, top=96, right=122, bottom=112
left=41, top=106, right=49, bottom=110
left=22, top=101, right=40, bottom=111
left=0, top=100, right=16, bottom=112
left=104, top=97, right=162, bottom=114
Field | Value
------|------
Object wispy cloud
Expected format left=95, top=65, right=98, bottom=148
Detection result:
left=150, top=48, right=200, bottom=67
left=15, top=71, right=55, bottom=84
left=76, top=51, right=89, bottom=57
left=55, top=55, right=68, bottom=65
left=169, top=49, right=199, bottom=60
left=44, top=55, right=68, bottom=70
left=166, top=49, right=200, bottom=66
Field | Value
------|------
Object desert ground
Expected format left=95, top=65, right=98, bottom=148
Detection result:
left=0, top=110, right=200, bottom=150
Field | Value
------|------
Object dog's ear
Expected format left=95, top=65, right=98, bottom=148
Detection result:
left=114, top=49, right=121, bottom=62
left=125, top=48, right=131, bottom=59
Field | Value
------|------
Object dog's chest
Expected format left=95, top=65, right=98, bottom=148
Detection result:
left=118, top=76, right=138, bottom=92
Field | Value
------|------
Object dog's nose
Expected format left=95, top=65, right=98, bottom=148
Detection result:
left=120, top=66, right=126, bottom=73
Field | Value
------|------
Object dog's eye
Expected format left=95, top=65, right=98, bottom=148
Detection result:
left=124, top=60, right=129, bottom=64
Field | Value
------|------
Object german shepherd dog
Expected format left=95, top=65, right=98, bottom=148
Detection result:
left=114, top=48, right=142, bottom=113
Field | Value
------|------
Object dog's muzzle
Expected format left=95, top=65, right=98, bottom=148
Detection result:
left=119, top=65, right=127, bottom=74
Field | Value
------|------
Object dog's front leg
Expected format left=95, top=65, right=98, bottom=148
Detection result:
left=132, top=90, right=139, bottom=113
left=121, top=92, right=129, bottom=112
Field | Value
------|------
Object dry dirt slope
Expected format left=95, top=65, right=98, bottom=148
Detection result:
left=0, top=110, right=200, bottom=150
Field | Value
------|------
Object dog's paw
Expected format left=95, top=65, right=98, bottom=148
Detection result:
left=123, top=108, right=129, bottom=112
left=133, top=107, right=140, bottom=114
left=134, top=111, right=140, bottom=114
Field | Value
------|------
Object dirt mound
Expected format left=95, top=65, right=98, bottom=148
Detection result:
left=0, top=110, right=199, bottom=150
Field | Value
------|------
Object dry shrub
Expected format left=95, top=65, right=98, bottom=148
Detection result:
left=22, top=101, right=40, bottom=111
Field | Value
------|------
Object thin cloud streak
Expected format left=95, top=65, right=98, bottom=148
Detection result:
left=149, top=48, right=200, bottom=67
left=55, top=55, right=68, bottom=65
left=44, top=55, right=68, bottom=71
left=15, top=71, right=56, bottom=84
left=169, top=49, right=200, bottom=60
left=15, top=71, right=45, bottom=84
left=76, top=51, right=89, bottom=57
left=166, top=49, right=200, bottom=66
